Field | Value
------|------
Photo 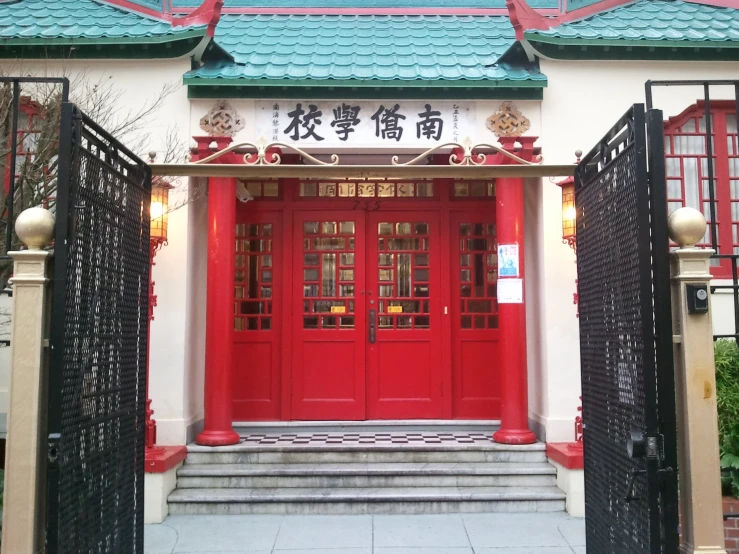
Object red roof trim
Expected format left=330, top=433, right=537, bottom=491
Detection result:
left=507, top=0, right=646, bottom=41
left=172, top=6, right=559, bottom=16
left=172, top=0, right=223, bottom=31
left=96, top=0, right=171, bottom=21
left=96, top=0, right=223, bottom=33
left=683, top=0, right=739, bottom=9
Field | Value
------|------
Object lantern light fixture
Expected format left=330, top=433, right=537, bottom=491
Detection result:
left=557, top=150, right=581, bottom=253
left=145, top=152, right=175, bottom=452
left=150, top=177, right=173, bottom=245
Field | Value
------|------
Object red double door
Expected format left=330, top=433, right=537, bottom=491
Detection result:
left=293, top=211, right=442, bottom=420
left=233, top=207, right=501, bottom=421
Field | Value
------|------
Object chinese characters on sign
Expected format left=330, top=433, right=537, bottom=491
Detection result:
left=257, top=101, right=474, bottom=147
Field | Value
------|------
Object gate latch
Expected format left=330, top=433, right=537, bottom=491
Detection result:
left=624, top=430, right=661, bottom=503
left=625, top=468, right=647, bottom=502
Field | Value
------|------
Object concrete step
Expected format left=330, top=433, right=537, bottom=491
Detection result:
left=184, top=443, right=547, bottom=465
left=176, top=462, right=558, bottom=489
left=168, top=486, right=566, bottom=515
left=234, top=420, right=501, bottom=436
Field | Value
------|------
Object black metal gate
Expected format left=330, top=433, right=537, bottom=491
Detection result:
left=575, top=104, right=679, bottom=553
left=46, top=103, right=151, bottom=554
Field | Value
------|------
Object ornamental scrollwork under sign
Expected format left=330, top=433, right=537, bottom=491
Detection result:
left=193, top=137, right=541, bottom=167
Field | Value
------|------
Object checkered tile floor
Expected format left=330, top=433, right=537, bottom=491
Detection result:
left=241, top=431, right=495, bottom=446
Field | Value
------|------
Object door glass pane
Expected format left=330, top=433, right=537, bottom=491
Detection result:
left=457, top=220, right=498, bottom=329
left=322, top=254, right=336, bottom=296
left=377, top=220, right=432, bottom=330
left=304, top=222, right=319, bottom=234
left=302, top=219, right=356, bottom=330
left=235, top=220, right=275, bottom=332
left=397, top=254, right=412, bottom=297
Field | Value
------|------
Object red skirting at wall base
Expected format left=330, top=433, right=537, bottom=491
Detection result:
left=145, top=445, right=188, bottom=474
left=546, top=442, right=584, bottom=470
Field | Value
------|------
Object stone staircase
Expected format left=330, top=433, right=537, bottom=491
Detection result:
left=168, top=422, right=566, bottom=515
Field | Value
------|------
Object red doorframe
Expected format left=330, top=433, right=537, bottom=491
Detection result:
left=225, top=176, right=523, bottom=423
left=194, top=138, right=539, bottom=439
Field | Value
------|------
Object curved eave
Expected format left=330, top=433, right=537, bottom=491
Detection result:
left=185, top=76, right=547, bottom=100
left=525, top=33, right=739, bottom=60
left=183, top=75, right=548, bottom=88
left=0, top=29, right=207, bottom=59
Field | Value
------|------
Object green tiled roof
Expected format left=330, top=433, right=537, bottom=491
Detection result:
left=186, top=15, right=546, bottom=86
left=527, top=0, right=739, bottom=44
left=0, top=0, right=206, bottom=45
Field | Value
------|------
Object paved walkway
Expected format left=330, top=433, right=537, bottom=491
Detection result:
left=145, top=512, right=586, bottom=553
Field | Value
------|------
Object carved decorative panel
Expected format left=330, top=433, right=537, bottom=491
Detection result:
left=200, top=100, right=245, bottom=137
left=486, top=102, right=530, bottom=138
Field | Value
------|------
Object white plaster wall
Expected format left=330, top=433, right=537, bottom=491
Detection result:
left=0, top=58, right=195, bottom=445
left=535, top=60, right=739, bottom=441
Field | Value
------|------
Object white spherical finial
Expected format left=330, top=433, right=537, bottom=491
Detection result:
left=15, top=207, right=55, bottom=250
left=667, top=207, right=707, bottom=249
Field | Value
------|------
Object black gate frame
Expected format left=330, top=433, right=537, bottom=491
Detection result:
left=575, top=104, right=678, bottom=553
left=46, top=102, right=151, bottom=554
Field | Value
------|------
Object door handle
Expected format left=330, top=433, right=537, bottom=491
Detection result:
left=369, top=309, right=377, bottom=344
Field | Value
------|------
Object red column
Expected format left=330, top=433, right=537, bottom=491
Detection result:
left=493, top=177, right=537, bottom=445
left=196, top=176, right=240, bottom=446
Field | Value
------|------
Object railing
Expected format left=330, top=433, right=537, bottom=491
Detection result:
left=0, top=77, right=70, bottom=348
left=645, top=80, right=739, bottom=341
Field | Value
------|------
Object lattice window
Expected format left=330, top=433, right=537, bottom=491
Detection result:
left=302, top=220, right=357, bottom=330
left=238, top=180, right=279, bottom=198
left=299, top=179, right=434, bottom=198
left=377, top=221, right=431, bottom=330
left=664, top=102, right=737, bottom=273
left=458, top=222, right=498, bottom=329
left=234, top=223, right=273, bottom=331
left=453, top=181, right=496, bottom=198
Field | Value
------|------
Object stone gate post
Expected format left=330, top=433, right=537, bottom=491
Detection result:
left=668, top=207, right=727, bottom=554
left=1, top=207, right=55, bottom=554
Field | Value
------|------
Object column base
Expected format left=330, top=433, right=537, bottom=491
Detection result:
left=196, top=428, right=240, bottom=446
left=493, top=428, right=537, bottom=445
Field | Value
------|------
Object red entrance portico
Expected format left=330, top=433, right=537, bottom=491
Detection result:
left=192, top=136, right=538, bottom=446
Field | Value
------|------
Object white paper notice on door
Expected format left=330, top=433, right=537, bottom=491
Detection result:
left=497, top=278, right=523, bottom=304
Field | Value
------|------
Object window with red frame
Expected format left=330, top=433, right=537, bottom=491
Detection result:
left=664, top=101, right=738, bottom=276
left=4, top=97, right=49, bottom=206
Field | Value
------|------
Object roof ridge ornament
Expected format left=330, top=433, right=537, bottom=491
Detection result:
left=172, top=0, right=224, bottom=28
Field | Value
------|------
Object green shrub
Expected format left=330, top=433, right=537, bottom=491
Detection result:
left=715, top=339, right=739, bottom=496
